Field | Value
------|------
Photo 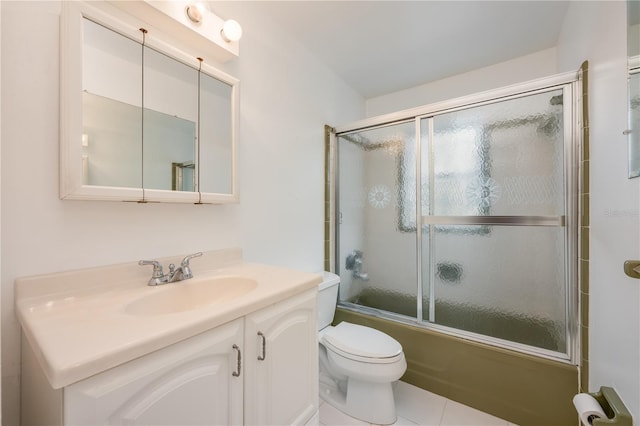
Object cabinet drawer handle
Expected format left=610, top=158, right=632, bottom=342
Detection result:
left=232, top=344, right=241, bottom=377
left=257, top=332, right=266, bottom=361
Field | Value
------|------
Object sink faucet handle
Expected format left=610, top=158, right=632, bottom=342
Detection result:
left=178, top=252, right=202, bottom=281
left=181, top=252, right=203, bottom=267
left=138, top=260, right=164, bottom=278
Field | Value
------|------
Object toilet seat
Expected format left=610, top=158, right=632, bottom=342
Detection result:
left=321, top=322, right=403, bottom=364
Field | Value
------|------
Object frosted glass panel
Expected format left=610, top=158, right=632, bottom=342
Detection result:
left=432, top=90, right=564, bottom=216
left=421, top=89, right=568, bottom=353
left=335, top=85, right=573, bottom=359
left=337, top=122, right=418, bottom=317
left=430, top=225, right=566, bottom=352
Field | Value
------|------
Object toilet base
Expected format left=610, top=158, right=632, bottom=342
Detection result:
left=319, top=377, right=397, bottom=425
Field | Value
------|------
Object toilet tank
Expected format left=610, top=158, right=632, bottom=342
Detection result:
left=318, top=271, right=340, bottom=330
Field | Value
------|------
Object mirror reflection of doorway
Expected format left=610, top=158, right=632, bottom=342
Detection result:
left=172, top=161, right=196, bottom=192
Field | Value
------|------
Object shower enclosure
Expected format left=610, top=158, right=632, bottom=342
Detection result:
left=332, top=75, right=579, bottom=362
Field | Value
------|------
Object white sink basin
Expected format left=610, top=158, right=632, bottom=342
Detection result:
left=125, top=276, right=258, bottom=316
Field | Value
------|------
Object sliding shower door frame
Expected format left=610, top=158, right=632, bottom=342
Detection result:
left=333, top=71, right=581, bottom=365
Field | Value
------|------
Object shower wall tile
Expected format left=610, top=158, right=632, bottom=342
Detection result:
left=580, top=291, right=589, bottom=327
left=581, top=160, right=590, bottom=195
left=579, top=61, right=590, bottom=392
left=580, top=259, right=589, bottom=294
left=324, top=125, right=332, bottom=272
left=580, top=359, right=589, bottom=393
left=581, top=325, right=589, bottom=360
left=582, top=127, right=590, bottom=160
left=581, top=192, right=590, bottom=227
left=580, top=226, right=590, bottom=261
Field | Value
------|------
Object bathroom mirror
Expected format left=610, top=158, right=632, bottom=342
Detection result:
left=628, top=0, right=640, bottom=178
left=60, top=1, right=238, bottom=203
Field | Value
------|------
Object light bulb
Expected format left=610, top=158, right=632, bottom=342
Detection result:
left=186, top=3, right=205, bottom=23
left=221, top=19, right=242, bottom=42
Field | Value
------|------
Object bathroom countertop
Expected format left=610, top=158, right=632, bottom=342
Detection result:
left=15, top=248, right=321, bottom=389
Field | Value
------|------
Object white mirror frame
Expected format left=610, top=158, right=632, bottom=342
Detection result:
left=60, top=1, right=239, bottom=204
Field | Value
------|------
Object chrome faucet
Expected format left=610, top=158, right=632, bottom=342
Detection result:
left=139, top=252, right=203, bottom=286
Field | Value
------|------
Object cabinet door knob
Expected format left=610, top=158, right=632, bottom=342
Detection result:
left=232, top=344, right=241, bottom=377
left=257, top=332, right=266, bottom=361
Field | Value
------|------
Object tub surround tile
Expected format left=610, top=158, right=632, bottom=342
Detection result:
left=580, top=291, right=589, bottom=328
left=581, top=163, right=590, bottom=200
left=580, top=226, right=590, bottom=260
left=580, top=359, right=590, bottom=393
left=580, top=259, right=590, bottom=293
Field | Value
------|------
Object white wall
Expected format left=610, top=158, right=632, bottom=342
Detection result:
left=365, top=47, right=557, bottom=117
left=0, top=2, right=364, bottom=425
left=557, top=1, right=640, bottom=419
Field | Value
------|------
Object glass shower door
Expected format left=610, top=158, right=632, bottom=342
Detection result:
left=421, top=89, right=569, bottom=353
left=337, top=121, right=418, bottom=318
left=334, top=81, right=576, bottom=360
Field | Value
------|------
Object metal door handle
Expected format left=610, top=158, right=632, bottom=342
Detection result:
left=257, top=332, right=266, bottom=361
left=232, top=344, right=241, bottom=377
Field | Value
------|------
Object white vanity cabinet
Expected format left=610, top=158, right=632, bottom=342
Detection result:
left=21, top=288, right=318, bottom=426
left=244, top=288, right=318, bottom=425
left=64, top=319, right=245, bottom=425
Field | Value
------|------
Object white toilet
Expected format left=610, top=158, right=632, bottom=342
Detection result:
left=317, top=272, right=407, bottom=425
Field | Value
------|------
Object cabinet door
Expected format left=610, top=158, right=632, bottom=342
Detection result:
left=64, top=319, right=244, bottom=425
left=244, top=289, right=318, bottom=426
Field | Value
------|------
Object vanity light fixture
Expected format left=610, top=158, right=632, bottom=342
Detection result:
left=185, top=3, right=205, bottom=23
left=221, top=19, right=242, bottom=43
left=109, top=0, right=240, bottom=61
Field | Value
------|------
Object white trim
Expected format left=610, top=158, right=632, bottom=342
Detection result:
left=334, top=70, right=579, bottom=134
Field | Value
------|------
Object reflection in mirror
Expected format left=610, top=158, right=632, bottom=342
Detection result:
left=143, top=108, right=196, bottom=191
left=82, top=17, right=142, bottom=188
left=200, top=71, right=234, bottom=194
left=143, top=46, right=198, bottom=191
left=172, top=161, right=196, bottom=191
left=628, top=0, right=640, bottom=178
left=83, top=93, right=197, bottom=190
left=82, top=93, right=142, bottom=188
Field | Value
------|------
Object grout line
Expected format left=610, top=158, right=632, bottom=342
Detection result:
left=438, top=399, right=448, bottom=425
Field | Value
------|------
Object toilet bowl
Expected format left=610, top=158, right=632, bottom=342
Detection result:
left=317, top=272, right=407, bottom=425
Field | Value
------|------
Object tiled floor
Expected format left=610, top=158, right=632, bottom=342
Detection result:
left=319, top=381, right=518, bottom=426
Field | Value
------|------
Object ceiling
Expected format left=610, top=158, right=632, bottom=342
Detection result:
left=215, top=1, right=570, bottom=99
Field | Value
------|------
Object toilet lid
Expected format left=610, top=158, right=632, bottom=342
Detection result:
left=322, top=322, right=402, bottom=359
